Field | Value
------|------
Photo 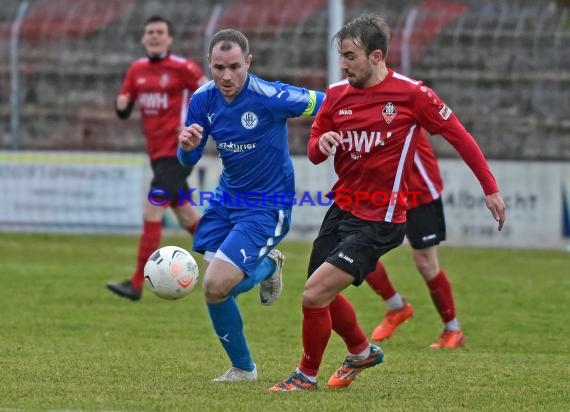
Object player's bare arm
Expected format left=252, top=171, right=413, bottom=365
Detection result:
left=178, top=124, right=203, bottom=152
left=485, top=192, right=506, bottom=231
left=319, top=132, right=342, bottom=156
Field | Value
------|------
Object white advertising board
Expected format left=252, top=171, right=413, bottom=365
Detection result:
left=2, top=151, right=568, bottom=250
left=439, top=160, right=568, bottom=249
left=0, top=151, right=146, bottom=233
left=179, top=157, right=570, bottom=249
left=288, top=157, right=570, bottom=249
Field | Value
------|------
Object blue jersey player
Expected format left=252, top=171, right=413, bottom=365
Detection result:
left=177, top=28, right=324, bottom=382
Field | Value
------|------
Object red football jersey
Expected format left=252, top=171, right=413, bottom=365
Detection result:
left=408, top=130, right=444, bottom=208
left=309, top=69, right=498, bottom=223
left=120, top=54, right=207, bottom=160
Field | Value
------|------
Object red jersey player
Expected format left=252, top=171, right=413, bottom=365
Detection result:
left=106, top=16, right=207, bottom=301
left=270, top=14, right=505, bottom=392
left=366, top=130, right=466, bottom=349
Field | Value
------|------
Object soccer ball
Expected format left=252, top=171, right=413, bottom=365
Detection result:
left=144, top=246, right=199, bottom=300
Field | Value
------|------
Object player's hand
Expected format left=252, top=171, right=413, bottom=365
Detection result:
left=178, top=124, right=203, bottom=152
left=319, top=132, right=341, bottom=156
left=116, top=94, right=130, bottom=110
left=485, top=192, right=506, bottom=231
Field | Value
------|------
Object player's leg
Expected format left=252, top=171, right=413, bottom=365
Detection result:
left=413, top=247, right=464, bottom=349
left=172, top=201, right=201, bottom=234
left=367, top=260, right=414, bottom=341
left=221, top=208, right=290, bottom=304
left=203, top=257, right=260, bottom=382
left=205, top=207, right=290, bottom=381
left=270, top=205, right=348, bottom=391
left=106, top=178, right=166, bottom=301
left=192, top=203, right=257, bottom=381
left=270, top=205, right=403, bottom=391
left=325, top=213, right=404, bottom=389
left=269, top=262, right=354, bottom=392
left=408, top=197, right=464, bottom=349
left=268, top=208, right=342, bottom=392
left=169, top=160, right=201, bottom=235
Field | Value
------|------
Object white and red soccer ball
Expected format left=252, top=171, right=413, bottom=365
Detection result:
left=144, top=246, right=199, bottom=300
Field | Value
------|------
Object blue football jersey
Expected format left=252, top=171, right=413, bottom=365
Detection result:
left=178, top=73, right=323, bottom=208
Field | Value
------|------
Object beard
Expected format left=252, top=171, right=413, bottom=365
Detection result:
left=346, top=66, right=374, bottom=89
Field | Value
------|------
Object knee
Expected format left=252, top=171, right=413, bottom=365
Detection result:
left=174, top=207, right=199, bottom=228
left=414, top=255, right=438, bottom=280
left=176, top=213, right=194, bottom=228
left=302, top=284, right=328, bottom=308
left=142, top=206, right=164, bottom=222
left=202, top=278, right=229, bottom=303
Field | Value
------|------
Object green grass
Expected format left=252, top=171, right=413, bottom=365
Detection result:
left=0, top=233, right=569, bottom=411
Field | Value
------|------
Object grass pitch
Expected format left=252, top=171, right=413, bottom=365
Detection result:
left=0, top=233, right=569, bottom=411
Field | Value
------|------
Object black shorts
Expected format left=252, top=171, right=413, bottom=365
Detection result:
left=150, top=157, right=193, bottom=204
left=307, top=203, right=406, bottom=286
left=406, top=197, right=446, bottom=249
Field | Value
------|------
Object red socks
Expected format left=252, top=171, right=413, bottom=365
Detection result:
left=130, top=220, right=162, bottom=289
left=299, top=294, right=368, bottom=377
left=367, top=261, right=457, bottom=325
left=329, top=294, right=369, bottom=354
left=299, top=306, right=331, bottom=377
left=365, top=261, right=397, bottom=300
left=426, top=270, right=456, bottom=323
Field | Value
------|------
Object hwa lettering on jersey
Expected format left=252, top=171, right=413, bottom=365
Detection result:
left=340, top=130, right=393, bottom=154
left=382, top=102, right=397, bottom=124
left=139, top=92, right=168, bottom=111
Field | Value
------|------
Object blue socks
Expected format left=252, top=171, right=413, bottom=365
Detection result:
left=229, top=255, right=276, bottom=296
left=207, top=296, right=255, bottom=372
left=206, top=255, right=277, bottom=371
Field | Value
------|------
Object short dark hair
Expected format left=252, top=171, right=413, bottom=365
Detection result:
left=144, top=15, right=173, bottom=36
left=208, top=28, right=249, bottom=55
left=334, top=14, right=390, bottom=59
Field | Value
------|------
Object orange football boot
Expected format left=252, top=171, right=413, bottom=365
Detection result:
left=371, top=301, right=414, bottom=341
left=429, top=330, right=465, bottom=349
left=327, top=344, right=384, bottom=389
left=268, top=371, right=317, bottom=392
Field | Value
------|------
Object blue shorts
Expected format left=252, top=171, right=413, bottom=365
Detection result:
left=192, top=200, right=291, bottom=276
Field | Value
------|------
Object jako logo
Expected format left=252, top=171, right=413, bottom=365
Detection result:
left=338, top=109, right=352, bottom=115
left=139, top=92, right=168, bottom=110
left=338, top=252, right=354, bottom=264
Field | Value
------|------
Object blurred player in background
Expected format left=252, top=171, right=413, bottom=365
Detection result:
left=270, top=14, right=505, bottom=392
left=366, top=130, right=465, bottom=349
left=106, top=15, right=207, bottom=301
left=178, top=28, right=324, bottom=382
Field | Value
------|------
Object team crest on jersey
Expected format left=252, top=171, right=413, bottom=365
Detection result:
left=241, top=111, right=258, bottom=129
left=160, top=73, right=169, bottom=88
left=381, top=102, right=397, bottom=124
left=439, top=104, right=452, bottom=120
